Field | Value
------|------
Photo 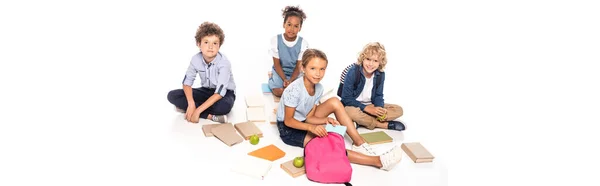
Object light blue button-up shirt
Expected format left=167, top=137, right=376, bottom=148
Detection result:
left=182, top=52, right=236, bottom=97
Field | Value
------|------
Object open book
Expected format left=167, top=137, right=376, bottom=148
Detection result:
left=231, top=155, right=273, bottom=180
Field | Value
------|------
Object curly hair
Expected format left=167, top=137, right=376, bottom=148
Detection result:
left=301, top=49, right=328, bottom=67
left=356, top=42, right=387, bottom=72
left=282, top=5, right=307, bottom=25
left=194, top=21, right=225, bottom=46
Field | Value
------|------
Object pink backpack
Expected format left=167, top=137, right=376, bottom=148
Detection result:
left=304, top=132, right=353, bottom=185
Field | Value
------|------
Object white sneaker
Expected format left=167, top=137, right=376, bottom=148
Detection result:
left=379, top=145, right=403, bottom=171
left=352, top=143, right=377, bottom=156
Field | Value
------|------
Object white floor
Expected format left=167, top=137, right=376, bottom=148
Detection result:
left=166, top=91, right=446, bottom=186
left=3, top=0, right=600, bottom=185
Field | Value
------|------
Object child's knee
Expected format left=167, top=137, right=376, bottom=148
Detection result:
left=272, top=88, right=283, bottom=97
left=329, top=98, right=344, bottom=109
left=167, top=89, right=181, bottom=103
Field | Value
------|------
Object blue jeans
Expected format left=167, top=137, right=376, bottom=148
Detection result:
left=277, top=120, right=308, bottom=148
left=167, top=87, right=235, bottom=118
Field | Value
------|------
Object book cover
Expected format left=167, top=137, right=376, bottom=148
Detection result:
left=231, top=155, right=273, bottom=180
left=280, top=159, right=305, bottom=178
left=211, top=123, right=243, bottom=146
left=401, top=142, right=435, bottom=163
left=245, top=95, right=265, bottom=108
left=262, top=83, right=272, bottom=94
left=360, top=131, right=393, bottom=145
left=202, top=123, right=228, bottom=137
left=248, top=144, right=286, bottom=161
left=247, top=107, right=266, bottom=122
left=269, top=112, right=277, bottom=125
left=269, top=108, right=277, bottom=125
left=325, top=124, right=347, bottom=136
left=234, top=121, right=263, bottom=140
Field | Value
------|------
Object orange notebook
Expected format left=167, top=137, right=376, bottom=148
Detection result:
left=248, top=144, right=286, bottom=161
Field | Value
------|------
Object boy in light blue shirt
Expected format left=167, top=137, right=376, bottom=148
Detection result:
left=167, top=22, right=236, bottom=123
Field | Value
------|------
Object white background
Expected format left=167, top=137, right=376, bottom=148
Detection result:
left=1, top=0, right=599, bottom=185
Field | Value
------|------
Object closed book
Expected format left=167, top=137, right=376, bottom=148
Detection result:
left=280, top=159, right=305, bottom=178
left=247, top=107, right=266, bottom=122
left=211, top=123, right=243, bottom=147
left=360, top=131, right=393, bottom=145
left=248, top=144, right=286, bottom=161
left=245, top=95, right=265, bottom=108
left=234, top=121, right=263, bottom=140
left=262, top=83, right=272, bottom=94
left=202, top=123, right=228, bottom=137
left=401, top=142, right=435, bottom=163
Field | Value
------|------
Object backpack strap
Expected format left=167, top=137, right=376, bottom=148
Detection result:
left=337, top=63, right=356, bottom=97
left=353, top=64, right=361, bottom=89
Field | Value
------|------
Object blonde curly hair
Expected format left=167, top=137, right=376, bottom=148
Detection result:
left=356, top=42, right=387, bottom=72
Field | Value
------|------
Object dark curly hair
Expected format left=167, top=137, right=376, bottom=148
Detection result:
left=194, top=21, right=225, bottom=46
left=282, top=5, right=307, bottom=25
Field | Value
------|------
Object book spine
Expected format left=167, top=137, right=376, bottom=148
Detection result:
left=401, top=144, right=419, bottom=163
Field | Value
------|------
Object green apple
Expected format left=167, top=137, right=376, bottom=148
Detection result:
left=249, top=135, right=259, bottom=145
left=293, top=156, right=304, bottom=168
left=377, top=113, right=387, bottom=122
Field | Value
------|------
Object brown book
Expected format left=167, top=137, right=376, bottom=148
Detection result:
left=269, top=110, right=277, bottom=125
left=234, top=121, right=263, bottom=140
left=211, top=123, right=243, bottom=146
left=280, top=159, right=305, bottom=178
left=360, top=131, right=393, bottom=145
left=202, top=123, right=228, bottom=137
left=248, top=144, right=286, bottom=161
left=401, top=142, right=435, bottom=163
left=269, top=108, right=278, bottom=125
left=245, top=95, right=265, bottom=108
left=247, top=107, right=266, bottom=122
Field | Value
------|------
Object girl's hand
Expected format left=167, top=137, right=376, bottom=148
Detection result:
left=308, top=125, right=328, bottom=137
left=327, top=117, right=340, bottom=126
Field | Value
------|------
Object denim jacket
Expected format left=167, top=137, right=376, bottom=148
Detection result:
left=340, top=64, right=385, bottom=111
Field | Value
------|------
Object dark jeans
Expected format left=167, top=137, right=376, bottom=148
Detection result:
left=167, top=87, right=236, bottom=119
left=277, top=120, right=308, bottom=148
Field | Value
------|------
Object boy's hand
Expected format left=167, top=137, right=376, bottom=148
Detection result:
left=326, top=117, right=340, bottom=126
left=188, top=108, right=203, bottom=123
left=185, top=105, right=196, bottom=121
left=308, top=125, right=328, bottom=137
left=283, top=80, right=291, bottom=88
left=374, top=107, right=387, bottom=117
left=364, top=105, right=378, bottom=116
left=364, top=105, right=386, bottom=117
